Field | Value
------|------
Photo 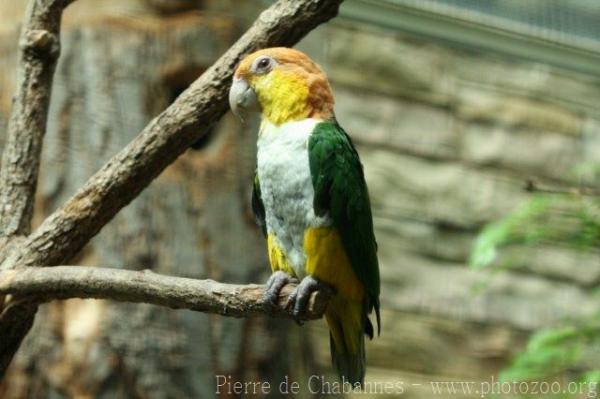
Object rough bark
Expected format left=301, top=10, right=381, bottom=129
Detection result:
left=0, top=0, right=344, bottom=381
left=0, top=0, right=75, bottom=238
left=0, top=267, right=330, bottom=320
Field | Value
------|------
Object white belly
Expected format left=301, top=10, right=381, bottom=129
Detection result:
left=256, top=118, right=331, bottom=277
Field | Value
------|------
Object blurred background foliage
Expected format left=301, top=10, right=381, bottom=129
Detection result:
left=0, top=0, right=599, bottom=398
left=471, top=177, right=600, bottom=390
left=472, top=190, right=600, bottom=391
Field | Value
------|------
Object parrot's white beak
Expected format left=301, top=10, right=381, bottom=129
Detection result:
left=229, top=76, right=259, bottom=120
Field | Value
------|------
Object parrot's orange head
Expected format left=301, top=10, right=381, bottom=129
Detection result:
left=229, top=47, right=334, bottom=125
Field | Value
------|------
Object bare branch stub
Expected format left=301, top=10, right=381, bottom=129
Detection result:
left=0, top=0, right=75, bottom=238
left=0, top=267, right=332, bottom=321
left=0, top=0, right=344, bottom=379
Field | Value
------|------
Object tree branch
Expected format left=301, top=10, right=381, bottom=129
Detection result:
left=0, top=267, right=330, bottom=320
left=0, top=0, right=75, bottom=238
left=0, top=0, right=343, bottom=378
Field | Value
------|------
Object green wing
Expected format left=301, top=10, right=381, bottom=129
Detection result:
left=252, top=174, right=267, bottom=237
left=309, top=120, right=381, bottom=335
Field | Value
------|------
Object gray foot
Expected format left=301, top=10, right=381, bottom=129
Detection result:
left=264, top=271, right=298, bottom=308
left=287, top=275, right=332, bottom=321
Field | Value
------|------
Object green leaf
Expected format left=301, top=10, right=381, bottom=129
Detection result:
left=579, top=369, right=600, bottom=384
left=500, top=327, right=582, bottom=382
left=470, top=194, right=600, bottom=270
left=470, top=196, right=552, bottom=269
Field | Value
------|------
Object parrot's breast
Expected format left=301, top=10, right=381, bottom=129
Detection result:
left=257, top=118, right=332, bottom=277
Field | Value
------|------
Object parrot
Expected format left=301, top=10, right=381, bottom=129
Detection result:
left=229, top=47, right=380, bottom=386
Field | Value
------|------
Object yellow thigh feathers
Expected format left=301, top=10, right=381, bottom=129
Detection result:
left=267, top=227, right=365, bottom=356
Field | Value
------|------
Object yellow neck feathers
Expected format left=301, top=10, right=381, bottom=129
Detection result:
left=254, top=70, right=311, bottom=125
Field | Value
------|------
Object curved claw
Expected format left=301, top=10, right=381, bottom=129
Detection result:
left=287, top=275, right=331, bottom=323
left=264, top=271, right=297, bottom=308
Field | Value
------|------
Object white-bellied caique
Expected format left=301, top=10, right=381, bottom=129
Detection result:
left=229, top=47, right=380, bottom=386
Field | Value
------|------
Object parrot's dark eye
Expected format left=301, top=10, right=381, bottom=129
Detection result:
left=253, top=56, right=274, bottom=74
left=258, top=58, right=270, bottom=68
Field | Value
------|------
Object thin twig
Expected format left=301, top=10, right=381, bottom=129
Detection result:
left=524, top=178, right=600, bottom=197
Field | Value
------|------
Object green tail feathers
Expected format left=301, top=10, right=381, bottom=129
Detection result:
left=325, top=300, right=369, bottom=387
left=329, top=331, right=366, bottom=386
